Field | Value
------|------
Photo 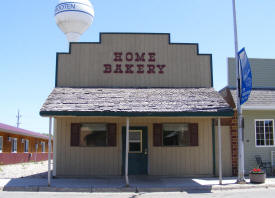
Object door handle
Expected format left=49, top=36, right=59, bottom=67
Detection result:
left=144, top=148, right=148, bottom=155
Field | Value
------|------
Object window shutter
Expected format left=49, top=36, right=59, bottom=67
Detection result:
left=71, top=123, right=80, bottom=146
left=189, top=123, right=198, bottom=146
left=153, top=124, right=163, bottom=146
left=107, top=123, right=117, bottom=146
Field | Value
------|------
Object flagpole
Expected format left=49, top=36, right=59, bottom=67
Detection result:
left=232, top=0, right=246, bottom=183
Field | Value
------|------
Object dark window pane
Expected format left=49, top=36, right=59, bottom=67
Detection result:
left=80, top=124, right=107, bottom=147
left=129, top=142, right=141, bottom=152
left=163, top=131, right=178, bottom=146
left=85, top=131, right=107, bottom=146
left=178, top=131, right=190, bottom=146
left=260, top=134, right=265, bottom=139
left=163, top=124, right=190, bottom=146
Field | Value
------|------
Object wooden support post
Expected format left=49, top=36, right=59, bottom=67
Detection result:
left=125, top=117, right=129, bottom=186
left=48, top=117, right=52, bottom=187
left=218, top=117, right=222, bottom=185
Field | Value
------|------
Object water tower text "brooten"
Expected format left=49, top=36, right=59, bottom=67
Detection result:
left=55, top=3, right=77, bottom=15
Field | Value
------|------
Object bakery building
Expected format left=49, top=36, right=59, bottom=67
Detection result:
left=40, top=33, right=233, bottom=178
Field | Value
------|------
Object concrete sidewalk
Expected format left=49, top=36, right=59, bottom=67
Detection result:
left=1, top=176, right=275, bottom=192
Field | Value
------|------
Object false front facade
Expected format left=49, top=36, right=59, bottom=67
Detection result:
left=40, top=33, right=233, bottom=177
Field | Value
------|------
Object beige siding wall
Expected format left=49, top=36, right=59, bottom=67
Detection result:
left=228, top=58, right=275, bottom=88
left=55, top=117, right=122, bottom=176
left=55, top=116, right=219, bottom=177
left=242, top=110, right=275, bottom=174
left=57, top=34, right=212, bottom=88
left=215, top=126, right=232, bottom=177
left=149, top=118, right=213, bottom=176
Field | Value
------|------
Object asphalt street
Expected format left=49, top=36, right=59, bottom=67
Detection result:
left=0, top=188, right=275, bottom=198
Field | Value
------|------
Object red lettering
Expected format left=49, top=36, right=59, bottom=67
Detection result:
left=137, top=64, right=144, bottom=73
left=114, top=52, right=123, bottom=62
left=125, top=64, right=134, bottom=73
left=114, top=64, right=123, bottom=73
left=135, top=52, right=145, bottom=62
left=103, top=64, right=112, bottom=73
left=126, top=52, right=133, bottom=61
left=147, top=64, right=155, bottom=74
left=148, top=52, right=156, bottom=62
left=157, top=65, right=166, bottom=74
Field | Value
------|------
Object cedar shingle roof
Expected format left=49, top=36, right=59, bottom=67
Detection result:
left=230, top=89, right=275, bottom=107
left=40, top=88, right=232, bottom=116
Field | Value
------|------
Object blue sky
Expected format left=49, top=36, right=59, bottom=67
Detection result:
left=0, top=0, right=274, bottom=134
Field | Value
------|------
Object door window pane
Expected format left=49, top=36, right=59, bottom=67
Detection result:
left=129, top=130, right=142, bottom=153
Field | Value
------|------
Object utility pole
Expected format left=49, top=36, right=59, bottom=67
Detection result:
left=16, top=109, right=22, bottom=128
left=232, top=0, right=246, bottom=183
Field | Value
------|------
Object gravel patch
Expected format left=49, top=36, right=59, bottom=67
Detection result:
left=0, top=161, right=52, bottom=179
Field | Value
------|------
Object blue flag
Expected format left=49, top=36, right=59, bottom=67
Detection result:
left=238, top=48, right=252, bottom=105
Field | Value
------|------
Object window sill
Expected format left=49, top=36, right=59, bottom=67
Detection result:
left=256, top=145, right=275, bottom=148
left=154, top=145, right=199, bottom=147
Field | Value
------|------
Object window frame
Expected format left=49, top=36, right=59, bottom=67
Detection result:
left=162, top=123, right=193, bottom=147
left=79, top=123, right=108, bottom=147
left=128, top=129, right=143, bottom=153
left=0, top=136, right=3, bottom=153
left=41, top=141, right=46, bottom=153
left=11, top=138, right=17, bottom=153
left=255, top=119, right=275, bottom=147
left=24, top=139, right=29, bottom=153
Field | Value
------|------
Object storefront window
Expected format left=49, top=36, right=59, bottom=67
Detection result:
left=163, top=124, right=190, bottom=146
left=80, top=124, right=107, bottom=146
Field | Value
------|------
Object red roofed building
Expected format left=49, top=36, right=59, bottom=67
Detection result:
left=0, top=122, right=53, bottom=165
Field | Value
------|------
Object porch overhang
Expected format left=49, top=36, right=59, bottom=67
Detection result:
left=40, top=110, right=233, bottom=117
left=40, top=87, right=233, bottom=118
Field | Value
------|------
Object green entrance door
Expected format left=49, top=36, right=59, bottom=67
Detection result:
left=122, top=126, right=148, bottom=175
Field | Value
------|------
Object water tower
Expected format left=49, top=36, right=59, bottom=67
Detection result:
left=55, top=0, right=95, bottom=42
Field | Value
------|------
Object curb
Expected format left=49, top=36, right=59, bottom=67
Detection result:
left=40, top=187, right=92, bottom=192
left=93, top=187, right=136, bottom=192
left=3, top=186, right=39, bottom=192
left=1, top=184, right=275, bottom=192
left=212, top=184, right=275, bottom=191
